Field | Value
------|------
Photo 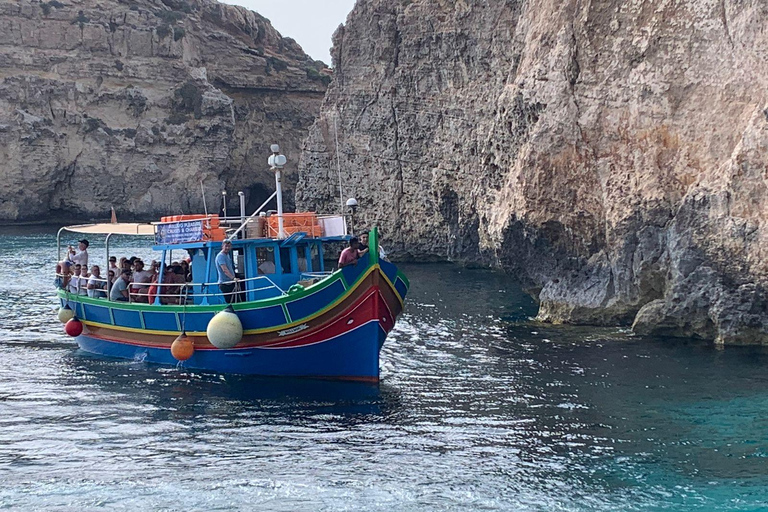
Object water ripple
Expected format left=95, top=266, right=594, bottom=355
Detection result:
left=0, top=229, right=767, bottom=510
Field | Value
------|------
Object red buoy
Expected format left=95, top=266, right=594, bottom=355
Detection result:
left=65, top=317, right=83, bottom=337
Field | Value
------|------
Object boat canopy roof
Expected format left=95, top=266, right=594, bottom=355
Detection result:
left=62, top=223, right=155, bottom=236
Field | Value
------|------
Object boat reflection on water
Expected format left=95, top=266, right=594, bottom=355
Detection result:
left=64, top=349, right=402, bottom=421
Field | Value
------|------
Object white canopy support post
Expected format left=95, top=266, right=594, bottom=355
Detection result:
left=238, top=191, right=246, bottom=227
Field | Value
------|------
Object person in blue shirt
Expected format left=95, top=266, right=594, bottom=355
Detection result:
left=216, top=240, right=237, bottom=303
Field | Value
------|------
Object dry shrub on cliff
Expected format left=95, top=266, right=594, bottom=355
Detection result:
left=157, top=25, right=172, bottom=39
left=173, top=82, right=203, bottom=119
left=40, top=1, right=64, bottom=15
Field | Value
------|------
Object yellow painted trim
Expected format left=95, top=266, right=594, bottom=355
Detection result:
left=244, top=265, right=379, bottom=333
left=379, top=271, right=405, bottom=308
left=82, top=319, right=184, bottom=336
left=82, top=266, right=383, bottom=336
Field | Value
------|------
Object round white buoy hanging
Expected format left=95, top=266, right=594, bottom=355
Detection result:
left=58, top=305, right=75, bottom=324
left=206, top=305, right=243, bottom=349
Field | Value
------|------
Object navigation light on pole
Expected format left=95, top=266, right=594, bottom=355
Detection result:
left=268, top=144, right=287, bottom=239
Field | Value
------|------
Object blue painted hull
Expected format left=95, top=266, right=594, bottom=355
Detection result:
left=75, top=320, right=387, bottom=381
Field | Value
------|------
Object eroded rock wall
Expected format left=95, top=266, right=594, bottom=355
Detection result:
left=0, top=0, right=328, bottom=222
left=297, top=0, right=768, bottom=344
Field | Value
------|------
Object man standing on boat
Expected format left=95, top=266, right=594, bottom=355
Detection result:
left=67, top=239, right=89, bottom=268
left=338, top=237, right=361, bottom=268
left=216, top=240, right=237, bottom=303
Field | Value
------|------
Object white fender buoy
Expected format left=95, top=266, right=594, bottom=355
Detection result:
left=206, top=305, right=243, bottom=349
left=58, top=305, right=75, bottom=323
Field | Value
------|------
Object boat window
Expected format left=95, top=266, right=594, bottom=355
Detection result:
left=297, top=245, right=308, bottom=273
left=233, top=248, right=244, bottom=278
left=280, top=247, right=292, bottom=274
left=257, top=247, right=276, bottom=274
left=310, top=244, right=321, bottom=272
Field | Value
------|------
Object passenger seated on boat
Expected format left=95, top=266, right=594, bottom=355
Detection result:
left=79, top=269, right=90, bottom=296
left=54, top=260, right=72, bottom=290
left=158, top=265, right=186, bottom=304
left=338, top=237, right=361, bottom=268
left=180, top=260, right=192, bottom=282
left=107, top=256, right=119, bottom=278
left=147, top=274, right=159, bottom=305
left=110, top=270, right=131, bottom=302
left=171, top=264, right=189, bottom=300
left=130, top=260, right=153, bottom=302
left=87, top=265, right=107, bottom=298
left=68, top=264, right=83, bottom=295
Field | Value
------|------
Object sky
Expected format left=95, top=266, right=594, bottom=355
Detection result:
left=220, top=0, right=357, bottom=65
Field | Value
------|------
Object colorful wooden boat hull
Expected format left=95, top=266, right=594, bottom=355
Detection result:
left=58, top=257, right=409, bottom=382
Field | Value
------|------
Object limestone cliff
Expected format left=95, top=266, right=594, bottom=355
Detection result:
left=0, top=0, right=328, bottom=222
left=297, top=0, right=768, bottom=345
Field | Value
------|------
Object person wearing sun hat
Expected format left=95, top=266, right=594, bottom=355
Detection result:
left=67, top=239, right=90, bottom=268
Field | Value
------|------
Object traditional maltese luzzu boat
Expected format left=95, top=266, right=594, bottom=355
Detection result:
left=55, top=147, right=408, bottom=382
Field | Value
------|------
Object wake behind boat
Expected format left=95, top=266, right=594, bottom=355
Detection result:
left=54, top=146, right=408, bottom=382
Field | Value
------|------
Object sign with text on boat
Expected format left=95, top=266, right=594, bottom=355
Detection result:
left=155, top=219, right=203, bottom=245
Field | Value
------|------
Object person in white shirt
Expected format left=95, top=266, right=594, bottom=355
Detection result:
left=107, top=256, right=119, bottom=287
left=67, top=240, right=90, bottom=268
left=87, top=265, right=107, bottom=298
left=78, top=269, right=89, bottom=296
left=68, top=265, right=82, bottom=294
left=130, top=260, right=154, bottom=302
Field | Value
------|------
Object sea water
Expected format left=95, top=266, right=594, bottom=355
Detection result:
left=1, top=227, right=767, bottom=511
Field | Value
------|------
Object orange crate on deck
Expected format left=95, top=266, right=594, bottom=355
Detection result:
left=205, top=215, right=220, bottom=229
left=204, top=227, right=227, bottom=241
left=266, top=213, right=323, bottom=238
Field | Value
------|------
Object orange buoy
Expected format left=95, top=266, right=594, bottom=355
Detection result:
left=65, top=317, right=83, bottom=337
left=171, top=332, right=195, bottom=361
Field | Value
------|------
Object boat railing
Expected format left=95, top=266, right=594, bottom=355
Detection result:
left=192, top=274, right=286, bottom=296
left=55, top=272, right=288, bottom=303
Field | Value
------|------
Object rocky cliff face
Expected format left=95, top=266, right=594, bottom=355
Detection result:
left=297, top=0, right=768, bottom=345
left=0, top=0, right=328, bottom=222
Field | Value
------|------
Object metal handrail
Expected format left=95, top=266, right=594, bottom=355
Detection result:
left=55, top=273, right=288, bottom=300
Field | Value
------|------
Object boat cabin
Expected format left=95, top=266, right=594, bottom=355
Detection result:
left=154, top=234, right=333, bottom=305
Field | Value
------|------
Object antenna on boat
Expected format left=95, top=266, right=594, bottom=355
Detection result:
left=268, top=144, right=287, bottom=239
left=200, top=180, right=208, bottom=217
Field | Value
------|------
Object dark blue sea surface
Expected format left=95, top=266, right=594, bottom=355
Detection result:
left=1, top=227, right=767, bottom=510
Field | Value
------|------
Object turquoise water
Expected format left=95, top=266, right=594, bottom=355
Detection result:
left=1, top=227, right=767, bottom=510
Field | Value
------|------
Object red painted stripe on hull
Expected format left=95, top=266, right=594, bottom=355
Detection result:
left=84, top=291, right=389, bottom=352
